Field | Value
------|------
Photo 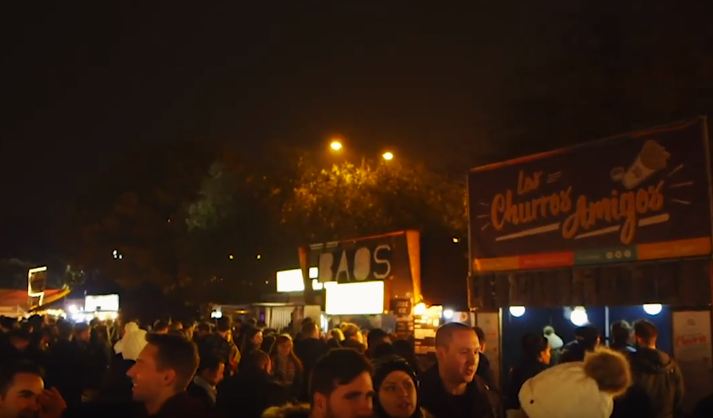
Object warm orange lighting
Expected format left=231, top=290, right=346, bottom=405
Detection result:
left=382, top=151, right=394, bottom=161
left=329, top=140, right=344, bottom=152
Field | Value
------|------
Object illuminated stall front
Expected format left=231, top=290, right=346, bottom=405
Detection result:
left=467, top=118, right=713, bottom=409
left=295, top=230, right=424, bottom=339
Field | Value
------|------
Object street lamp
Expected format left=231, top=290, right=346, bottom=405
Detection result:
left=329, top=139, right=344, bottom=152
left=381, top=151, right=394, bottom=161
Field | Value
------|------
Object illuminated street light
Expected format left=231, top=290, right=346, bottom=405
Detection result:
left=570, top=306, right=589, bottom=326
left=643, top=304, right=662, bottom=315
left=382, top=151, right=394, bottom=161
left=329, top=139, right=343, bottom=152
left=509, top=306, right=526, bottom=317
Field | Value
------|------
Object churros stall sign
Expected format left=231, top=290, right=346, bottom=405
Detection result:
left=468, top=118, right=712, bottom=272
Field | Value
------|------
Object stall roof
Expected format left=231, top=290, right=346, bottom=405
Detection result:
left=470, top=258, right=711, bottom=309
left=0, top=288, right=71, bottom=314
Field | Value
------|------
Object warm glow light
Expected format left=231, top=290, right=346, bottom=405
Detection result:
left=413, top=302, right=427, bottom=316
left=382, top=151, right=394, bottom=161
left=325, top=281, right=384, bottom=315
left=570, top=306, right=589, bottom=326
left=643, top=304, right=662, bottom=315
left=96, top=311, right=119, bottom=321
left=276, top=268, right=320, bottom=292
left=85, top=294, right=119, bottom=312
left=329, top=140, right=343, bottom=152
left=256, top=254, right=262, bottom=260
left=509, top=306, right=526, bottom=317
left=228, top=254, right=235, bottom=260
left=452, top=237, right=460, bottom=243
left=443, top=309, right=455, bottom=320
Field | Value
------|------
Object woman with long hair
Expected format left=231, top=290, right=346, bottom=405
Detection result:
left=269, top=334, right=304, bottom=399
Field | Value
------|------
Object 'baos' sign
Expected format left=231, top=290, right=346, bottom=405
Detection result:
left=468, top=118, right=712, bottom=272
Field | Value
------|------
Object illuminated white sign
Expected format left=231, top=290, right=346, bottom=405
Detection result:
left=325, top=281, right=384, bottom=315
left=85, top=294, right=119, bottom=312
left=276, top=268, right=320, bottom=292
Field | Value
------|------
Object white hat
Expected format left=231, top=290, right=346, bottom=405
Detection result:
left=543, top=326, right=564, bottom=350
left=544, top=332, right=564, bottom=350
left=519, top=362, right=613, bottom=418
left=114, top=321, right=148, bottom=361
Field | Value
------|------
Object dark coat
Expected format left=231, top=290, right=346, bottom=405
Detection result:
left=149, top=392, right=220, bottom=418
left=199, top=333, right=238, bottom=379
left=504, top=360, right=548, bottom=410
left=63, top=393, right=219, bottom=418
left=559, top=340, right=587, bottom=363
left=421, top=364, right=501, bottom=418
left=217, top=369, right=289, bottom=418
left=629, top=347, right=685, bottom=418
left=692, top=392, right=713, bottom=418
left=187, top=380, right=217, bottom=408
left=45, top=339, right=86, bottom=408
left=293, top=338, right=328, bottom=401
left=475, top=353, right=496, bottom=389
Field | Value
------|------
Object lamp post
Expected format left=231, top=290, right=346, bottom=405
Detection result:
left=329, top=139, right=344, bottom=152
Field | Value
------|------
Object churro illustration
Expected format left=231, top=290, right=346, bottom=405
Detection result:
left=611, top=140, right=670, bottom=189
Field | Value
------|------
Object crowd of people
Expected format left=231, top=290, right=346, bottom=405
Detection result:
left=0, top=312, right=711, bottom=418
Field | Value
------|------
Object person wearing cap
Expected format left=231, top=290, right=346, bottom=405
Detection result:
left=114, top=322, right=148, bottom=362
left=372, top=355, right=433, bottom=418
left=542, top=325, right=563, bottom=364
left=518, top=347, right=631, bottom=418
left=542, top=326, right=563, bottom=351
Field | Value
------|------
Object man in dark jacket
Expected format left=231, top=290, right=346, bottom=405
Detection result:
left=126, top=333, right=218, bottom=418
left=199, top=317, right=239, bottom=379
left=187, top=354, right=224, bottom=408
left=294, top=322, right=328, bottom=401
left=610, top=320, right=637, bottom=354
left=45, top=320, right=84, bottom=409
left=474, top=327, right=496, bottom=388
left=504, top=333, right=550, bottom=411
left=629, top=320, right=684, bottom=418
left=421, top=323, right=501, bottom=418
left=559, top=325, right=600, bottom=363
left=216, top=349, right=288, bottom=418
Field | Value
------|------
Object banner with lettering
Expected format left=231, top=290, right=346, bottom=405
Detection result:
left=309, top=230, right=416, bottom=284
left=468, top=118, right=712, bottom=272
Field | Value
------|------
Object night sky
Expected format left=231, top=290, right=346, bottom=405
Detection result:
left=3, top=2, right=713, bottom=260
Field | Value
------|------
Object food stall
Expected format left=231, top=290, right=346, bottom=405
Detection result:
left=467, top=117, right=713, bottom=408
left=295, top=230, right=428, bottom=345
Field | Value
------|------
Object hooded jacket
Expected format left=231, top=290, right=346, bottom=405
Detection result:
left=629, top=347, right=684, bottom=418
